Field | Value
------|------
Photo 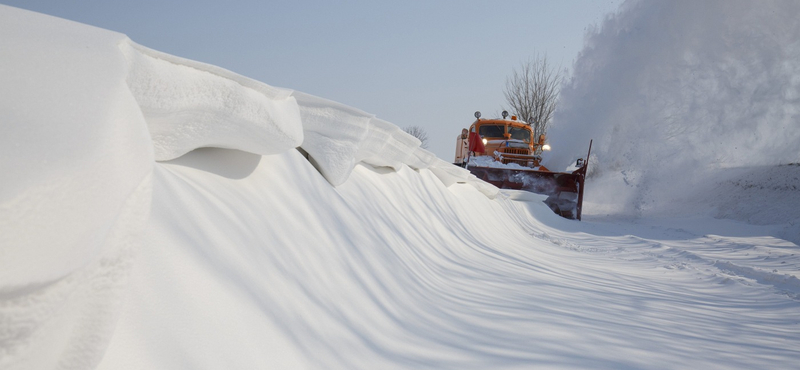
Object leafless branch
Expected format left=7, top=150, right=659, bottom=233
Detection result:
left=404, top=125, right=429, bottom=149
left=503, top=55, right=564, bottom=139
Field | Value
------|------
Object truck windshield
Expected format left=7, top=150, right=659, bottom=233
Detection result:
left=478, top=124, right=505, bottom=138
left=509, top=126, right=532, bottom=143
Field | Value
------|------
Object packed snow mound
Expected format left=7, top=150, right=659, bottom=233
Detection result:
left=0, top=6, right=154, bottom=369
left=122, top=41, right=304, bottom=161
left=0, top=6, right=153, bottom=287
left=23, top=6, right=483, bottom=192
left=0, top=4, right=496, bottom=369
left=97, top=148, right=800, bottom=370
left=0, top=3, right=498, bottom=283
left=120, top=35, right=492, bottom=195
left=293, top=92, right=480, bottom=192
left=294, top=92, right=374, bottom=185
left=549, top=0, right=800, bottom=217
left=292, top=91, right=497, bottom=196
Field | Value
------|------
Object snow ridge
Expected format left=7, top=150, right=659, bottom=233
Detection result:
left=120, top=39, right=496, bottom=198
left=120, top=41, right=304, bottom=161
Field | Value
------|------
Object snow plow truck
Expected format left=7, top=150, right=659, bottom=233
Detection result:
left=455, top=111, right=592, bottom=220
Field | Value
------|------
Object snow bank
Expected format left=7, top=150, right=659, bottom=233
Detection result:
left=92, top=147, right=800, bottom=370
left=549, top=0, right=800, bottom=218
left=697, top=164, right=800, bottom=244
left=121, top=41, right=304, bottom=161
left=0, top=6, right=153, bottom=369
left=122, top=31, right=487, bottom=193
left=118, top=14, right=487, bottom=195
left=294, top=90, right=433, bottom=184
left=294, top=91, right=496, bottom=196
left=0, top=8, right=498, bottom=368
left=293, top=92, right=374, bottom=185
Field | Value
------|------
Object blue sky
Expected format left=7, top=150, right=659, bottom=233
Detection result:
left=4, top=0, right=620, bottom=160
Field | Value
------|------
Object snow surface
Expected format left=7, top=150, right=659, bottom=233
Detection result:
left=2, top=3, right=799, bottom=370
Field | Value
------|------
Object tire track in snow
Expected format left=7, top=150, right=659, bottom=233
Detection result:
left=712, top=261, right=800, bottom=300
left=541, top=229, right=800, bottom=301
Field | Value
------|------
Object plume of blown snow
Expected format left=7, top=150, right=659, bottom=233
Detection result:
left=547, top=0, right=800, bottom=216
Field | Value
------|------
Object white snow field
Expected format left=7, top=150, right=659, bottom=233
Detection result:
left=2, top=3, right=799, bottom=370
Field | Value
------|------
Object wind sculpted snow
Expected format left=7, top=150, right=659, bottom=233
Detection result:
left=2, top=4, right=799, bottom=370
left=0, top=7, right=153, bottom=369
left=121, top=41, right=304, bottom=161
left=96, top=149, right=800, bottom=369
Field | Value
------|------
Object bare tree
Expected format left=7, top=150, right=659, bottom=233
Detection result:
left=503, top=55, right=564, bottom=139
left=404, top=125, right=429, bottom=149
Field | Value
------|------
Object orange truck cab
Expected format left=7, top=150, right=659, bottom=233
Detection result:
left=455, top=111, right=549, bottom=169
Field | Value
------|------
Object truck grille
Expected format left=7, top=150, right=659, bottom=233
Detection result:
left=499, top=148, right=534, bottom=166
left=502, top=148, right=529, bottom=155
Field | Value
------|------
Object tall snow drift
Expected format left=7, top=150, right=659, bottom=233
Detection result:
left=0, top=6, right=493, bottom=368
left=293, top=92, right=487, bottom=193
left=120, top=37, right=492, bottom=195
left=0, top=7, right=153, bottom=370
left=121, top=42, right=304, bottom=161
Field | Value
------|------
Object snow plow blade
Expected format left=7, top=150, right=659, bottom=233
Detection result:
left=464, top=139, right=592, bottom=220
left=467, top=166, right=587, bottom=220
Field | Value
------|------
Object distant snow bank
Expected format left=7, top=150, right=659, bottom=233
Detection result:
left=701, top=164, right=800, bottom=244
left=549, top=0, right=800, bottom=219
